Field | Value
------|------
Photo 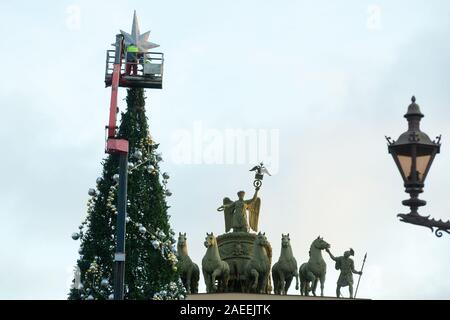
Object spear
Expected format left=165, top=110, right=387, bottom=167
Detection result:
left=354, top=252, right=367, bottom=299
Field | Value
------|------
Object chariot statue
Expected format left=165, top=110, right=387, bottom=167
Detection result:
left=210, top=164, right=273, bottom=293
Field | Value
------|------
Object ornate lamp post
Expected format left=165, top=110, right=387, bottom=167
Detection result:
left=386, top=96, right=450, bottom=237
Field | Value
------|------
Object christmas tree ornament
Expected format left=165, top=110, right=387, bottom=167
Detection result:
left=96, top=177, right=103, bottom=184
left=139, top=226, right=147, bottom=234
left=88, top=188, right=97, bottom=196
left=162, top=172, right=170, bottom=180
left=113, top=174, right=120, bottom=183
left=86, top=295, right=94, bottom=300
left=108, top=294, right=114, bottom=300
left=165, top=189, right=172, bottom=197
left=152, top=240, right=160, bottom=249
left=101, top=279, right=109, bottom=287
left=133, top=150, right=143, bottom=160
left=72, top=233, right=80, bottom=240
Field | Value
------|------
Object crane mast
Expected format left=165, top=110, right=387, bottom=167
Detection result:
left=106, top=34, right=129, bottom=300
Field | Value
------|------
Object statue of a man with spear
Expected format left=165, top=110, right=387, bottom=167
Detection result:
left=325, top=248, right=366, bottom=299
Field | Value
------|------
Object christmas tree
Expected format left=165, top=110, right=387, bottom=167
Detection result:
left=68, top=88, right=186, bottom=300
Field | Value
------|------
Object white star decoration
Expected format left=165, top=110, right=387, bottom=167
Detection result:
left=120, top=10, right=159, bottom=52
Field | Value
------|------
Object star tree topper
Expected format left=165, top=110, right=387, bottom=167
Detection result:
left=120, top=10, right=159, bottom=52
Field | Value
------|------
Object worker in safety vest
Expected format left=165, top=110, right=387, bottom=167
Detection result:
left=126, top=43, right=139, bottom=75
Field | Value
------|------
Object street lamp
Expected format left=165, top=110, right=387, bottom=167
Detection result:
left=386, top=96, right=450, bottom=237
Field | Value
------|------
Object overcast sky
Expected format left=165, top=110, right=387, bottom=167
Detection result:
left=0, top=0, right=449, bottom=299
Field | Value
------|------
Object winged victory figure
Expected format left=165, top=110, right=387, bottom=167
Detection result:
left=249, top=162, right=271, bottom=177
left=217, top=188, right=261, bottom=233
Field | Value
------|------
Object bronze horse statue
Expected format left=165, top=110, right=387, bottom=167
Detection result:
left=177, top=232, right=199, bottom=294
left=244, top=232, right=271, bottom=293
left=272, top=233, right=299, bottom=295
left=299, top=236, right=330, bottom=296
left=202, top=232, right=230, bottom=293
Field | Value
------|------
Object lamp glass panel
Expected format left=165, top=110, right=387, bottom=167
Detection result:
left=416, top=155, right=431, bottom=182
left=397, top=155, right=412, bottom=180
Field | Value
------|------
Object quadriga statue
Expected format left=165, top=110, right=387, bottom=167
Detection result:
left=176, top=232, right=199, bottom=294
left=244, top=232, right=271, bottom=294
left=272, top=233, right=299, bottom=295
left=299, top=236, right=330, bottom=297
left=202, top=232, right=230, bottom=293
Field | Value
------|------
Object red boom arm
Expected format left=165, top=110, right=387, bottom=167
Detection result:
left=106, top=34, right=129, bottom=154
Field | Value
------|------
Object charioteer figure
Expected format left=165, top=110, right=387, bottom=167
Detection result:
left=216, top=163, right=271, bottom=233
left=217, top=188, right=260, bottom=233
left=325, top=248, right=362, bottom=298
